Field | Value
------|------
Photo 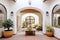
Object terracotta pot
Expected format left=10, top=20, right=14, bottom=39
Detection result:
left=3, top=30, right=13, bottom=38
left=46, top=32, right=53, bottom=37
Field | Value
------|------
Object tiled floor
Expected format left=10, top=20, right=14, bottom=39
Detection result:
left=0, top=29, right=59, bottom=40
left=0, top=34, right=58, bottom=40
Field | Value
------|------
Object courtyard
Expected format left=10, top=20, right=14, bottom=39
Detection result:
left=0, top=0, right=60, bottom=40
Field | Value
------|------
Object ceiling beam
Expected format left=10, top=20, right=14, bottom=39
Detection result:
left=12, top=0, right=16, bottom=2
left=43, top=0, right=47, bottom=2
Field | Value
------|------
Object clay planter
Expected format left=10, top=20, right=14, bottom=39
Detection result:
left=46, top=32, right=53, bottom=37
left=3, top=30, right=13, bottom=38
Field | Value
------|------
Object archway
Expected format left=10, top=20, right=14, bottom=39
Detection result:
left=52, top=4, right=60, bottom=27
left=0, top=3, right=7, bottom=27
left=17, top=7, right=43, bottom=32
left=21, top=13, right=39, bottom=28
left=52, top=4, right=60, bottom=38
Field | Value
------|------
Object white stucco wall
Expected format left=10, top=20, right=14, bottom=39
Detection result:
left=54, top=27, right=60, bottom=39
left=0, top=0, right=60, bottom=34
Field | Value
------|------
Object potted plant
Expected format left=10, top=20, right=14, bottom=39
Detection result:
left=27, top=26, right=32, bottom=31
left=36, top=25, right=42, bottom=31
left=46, top=25, right=54, bottom=37
left=25, top=26, right=35, bottom=35
left=33, top=24, right=39, bottom=28
left=22, top=21, right=26, bottom=28
left=2, top=19, right=13, bottom=38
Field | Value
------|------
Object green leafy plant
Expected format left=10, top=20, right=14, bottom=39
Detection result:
left=22, top=21, right=27, bottom=28
left=33, top=24, right=39, bottom=28
left=28, top=26, right=32, bottom=31
left=2, top=19, right=13, bottom=31
left=23, top=21, right=26, bottom=26
left=36, top=26, right=42, bottom=31
left=46, top=25, right=54, bottom=32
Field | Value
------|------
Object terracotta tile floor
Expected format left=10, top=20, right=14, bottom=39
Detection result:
left=0, top=34, right=59, bottom=40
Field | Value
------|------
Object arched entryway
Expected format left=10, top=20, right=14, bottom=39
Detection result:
left=0, top=3, right=7, bottom=27
left=52, top=4, right=60, bottom=27
left=16, top=7, right=43, bottom=32
left=52, top=4, right=60, bottom=38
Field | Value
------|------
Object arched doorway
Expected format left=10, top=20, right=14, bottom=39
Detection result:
left=52, top=4, right=60, bottom=38
left=16, top=7, right=43, bottom=34
left=0, top=3, right=7, bottom=27
left=52, top=4, right=60, bottom=27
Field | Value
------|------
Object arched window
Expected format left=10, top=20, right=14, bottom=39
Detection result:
left=25, top=16, right=35, bottom=26
left=0, top=13, right=4, bottom=27
left=52, top=4, right=60, bottom=27
left=0, top=3, right=7, bottom=27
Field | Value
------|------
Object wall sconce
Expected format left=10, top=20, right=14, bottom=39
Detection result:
left=29, top=0, right=31, bottom=6
left=46, top=11, right=49, bottom=16
left=11, top=11, right=13, bottom=16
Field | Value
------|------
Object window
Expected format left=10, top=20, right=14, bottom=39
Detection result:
left=25, top=16, right=35, bottom=26
left=58, top=16, right=60, bottom=25
left=0, top=4, right=7, bottom=27
left=52, top=5, right=60, bottom=27
left=53, top=14, right=60, bottom=27
left=0, top=14, right=4, bottom=27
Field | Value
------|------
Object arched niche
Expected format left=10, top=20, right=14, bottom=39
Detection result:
left=0, top=3, right=7, bottom=27
left=52, top=4, right=60, bottom=27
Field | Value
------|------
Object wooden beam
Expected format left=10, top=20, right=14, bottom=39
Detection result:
left=12, top=0, right=16, bottom=2
left=43, top=0, right=47, bottom=2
